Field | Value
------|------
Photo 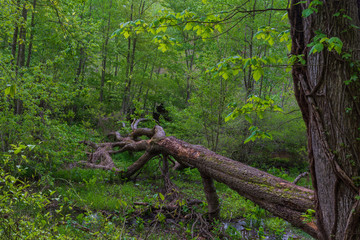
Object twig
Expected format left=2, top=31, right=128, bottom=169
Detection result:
left=293, top=172, right=309, bottom=185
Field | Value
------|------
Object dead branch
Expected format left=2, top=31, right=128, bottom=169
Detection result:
left=131, top=118, right=148, bottom=130
left=107, top=131, right=122, bottom=141
left=293, top=172, right=309, bottom=185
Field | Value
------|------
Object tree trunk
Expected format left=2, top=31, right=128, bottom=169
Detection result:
left=289, top=1, right=360, bottom=239
left=16, top=3, right=27, bottom=70
left=11, top=0, right=20, bottom=64
left=79, top=125, right=318, bottom=238
left=26, top=0, right=37, bottom=67
left=100, top=0, right=112, bottom=103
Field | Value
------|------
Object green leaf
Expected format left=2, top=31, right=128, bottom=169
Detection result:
left=253, top=68, right=263, bottom=81
left=214, top=24, right=222, bottom=33
left=159, top=193, right=165, bottom=201
left=281, top=13, right=288, bottom=21
left=243, top=59, right=251, bottom=69
left=4, top=85, right=16, bottom=98
left=27, top=145, right=36, bottom=151
left=184, top=23, right=193, bottom=31
left=268, top=37, right=274, bottom=46
left=244, top=132, right=256, bottom=144
left=264, top=132, right=273, bottom=140
left=225, top=113, right=233, bottom=122
left=232, top=69, right=240, bottom=75
left=309, top=43, right=324, bottom=55
left=157, top=213, right=166, bottom=222
left=257, top=111, right=264, bottom=119
left=123, top=31, right=130, bottom=39
left=302, top=9, right=314, bottom=18
left=244, top=115, right=252, bottom=124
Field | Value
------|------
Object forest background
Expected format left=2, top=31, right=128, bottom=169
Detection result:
left=0, top=0, right=313, bottom=239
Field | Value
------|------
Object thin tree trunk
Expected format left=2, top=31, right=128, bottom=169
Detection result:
left=121, top=0, right=147, bottom=114
left=183, top=33, right=196, bottom=104
left=200, top=171, right=220, bottom=220
left=16, top=3, right=27, bottom=69
left=121, top=2, right=135, bottom=114
left=26, top=0, right=37, bottom=67
left=11, top=0, right=20, bottom=64
left=100, top=0, right=112, bottom=103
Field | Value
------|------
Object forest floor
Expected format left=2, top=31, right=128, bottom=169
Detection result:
left=39, top=153, right=315, bottom=240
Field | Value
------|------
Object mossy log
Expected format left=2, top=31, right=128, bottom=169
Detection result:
left=79, top=125, right=318, bottom=238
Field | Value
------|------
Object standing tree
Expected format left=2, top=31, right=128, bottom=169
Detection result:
left=289, top=0, right=360, bottom=239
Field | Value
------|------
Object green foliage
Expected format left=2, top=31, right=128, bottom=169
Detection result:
left=244, top=126, right=272, bottom=143
left=301, top=209, right=316, bottom=223
left=114, top=8, right=223, bottom=45
left=4, top=84, right=16, bottom=98
left=0, top=145, right=62, bottom=239
left=308, top=31, right=343, bottom=55
left=226, top=96, right=283, bottom=123
left=226, top=96, right=283, bottom=143
left=301, top=0, right=323, bottom=18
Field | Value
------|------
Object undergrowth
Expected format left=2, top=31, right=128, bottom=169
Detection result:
left=1, top=147, right=313, bottom=239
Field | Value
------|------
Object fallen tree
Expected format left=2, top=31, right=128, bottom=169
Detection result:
left=79, top=121, right=318, bottom=238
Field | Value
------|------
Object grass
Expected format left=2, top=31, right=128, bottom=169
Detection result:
left=3, top=151, right=313, bottom=239
left=49, top=161, right=313, bottom=239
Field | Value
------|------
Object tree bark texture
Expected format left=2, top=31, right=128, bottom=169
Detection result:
left=79, top=125, right=318, bottom=238
left=289, top=1, right=360, bottom=239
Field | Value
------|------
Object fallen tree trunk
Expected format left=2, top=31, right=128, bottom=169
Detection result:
left=79, top=125, right=318, bottom=238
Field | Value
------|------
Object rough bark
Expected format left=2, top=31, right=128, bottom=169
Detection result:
left=200, top=171, right=220, bottom=220
left=289, top=1, right=360, bottom=239
left=79, top=124, right=318, bottom=238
